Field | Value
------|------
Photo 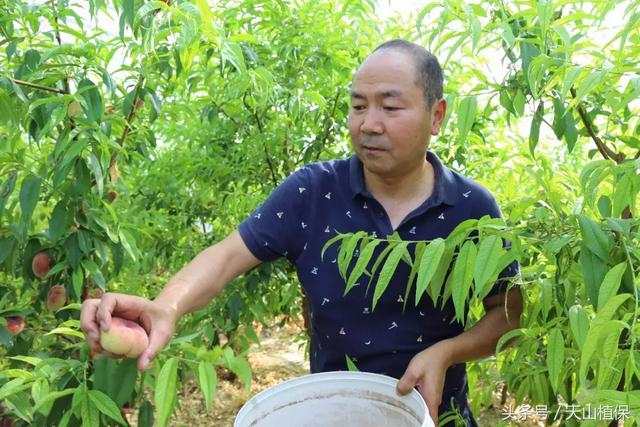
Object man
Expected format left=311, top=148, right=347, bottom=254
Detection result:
left=81, top=39, right=523, bottom=426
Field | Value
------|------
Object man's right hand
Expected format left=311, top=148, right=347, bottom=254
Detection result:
left=80, top=292, right=178, bottom=371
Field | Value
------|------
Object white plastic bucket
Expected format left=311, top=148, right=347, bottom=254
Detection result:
left=234, top=371, right=434, bottom=427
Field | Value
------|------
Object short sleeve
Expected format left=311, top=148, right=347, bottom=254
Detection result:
left=476, top=193, right=521, bottom=299
left=238, top=167, right=310, bottom=263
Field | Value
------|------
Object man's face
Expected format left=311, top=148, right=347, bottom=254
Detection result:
left=348, top=50, right=445, bottom=177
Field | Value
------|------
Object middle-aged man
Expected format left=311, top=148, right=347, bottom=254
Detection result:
left=82, top=39, right=523, bottom=426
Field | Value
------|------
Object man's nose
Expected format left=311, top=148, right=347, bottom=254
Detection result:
left=360, top=109, right=384, bottom=134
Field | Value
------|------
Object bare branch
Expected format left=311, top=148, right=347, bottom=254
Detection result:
left=570, top=87, right=624, bottom=163
left=10, top=78, right=68, bottom=94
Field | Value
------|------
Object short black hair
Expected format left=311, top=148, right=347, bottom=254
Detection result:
left=372, top=39, right=444, bottom=109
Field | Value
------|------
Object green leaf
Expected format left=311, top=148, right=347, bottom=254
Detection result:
left=568, top=305, right=589, bottom=350
left=87, top=154, right=104, bottom=198
left=32, top=387, right=77, bottom=414
left=19, top=175, right=41, bottom=224
left=579, top=320, right=627, bottom=383
left=365, top=243, right=395, bottom=296
left=60, top=139, right=87, bottom=168
left=546, top=328, right=564, bottom=394
left=473, top=235, right=503, bottom=297
left=577, top=215, right=612, bottom=261
left=92, top=357, right=138, bottom=407
left=451, top=240, right=477, bottom=322
left=198, top=361, right=217, bottom=412
left=520, top=40, right=540, bottom=83
left=138, top=400, right=154, bottom=427
left=88, top=390, right=127, bottom=426
left=0, top=378, right=31, bottom=401
left=221, top=39, right=247, bottom=74
left=403, top=242, right=425, bottom=312
left=563, top=109, right=578, bottom=152
left=337, top=231, right=367, bottom=281
left=568, top=69, right=607, bottom=110
left=371, top=241, right=409, bottom=311
left=463, top=5, right=481, bottom=51
left=597, top=262, right=627, bottom=311
left=82, top=259, right=106, bottom=289
left=0, top=172, right=17, bottom=216
left=529, top=102, right=543, bottom=156
left=228, top=354, right=252, bottom=392
left=495, top=328, right=526, bottom=353
left=119, top=229, right=140, bottom=261
left=594, top=293, right=631, bottom=325
left=415, top=238, right=445, bottom=305
left=427, top=245, right=454, bottom=306
left=457, top=95, right=477, bottom=143
left=80, top=389, right=99, bottom=427
left=597, top=331, right=623, bottom=389
left=49, top=200, right=70, bottom=242
left=561, top=66, right=583, bottom=100
left=77, top=79, right=103, bottom=123
left=72, top=266, right=83, bottom=300
left=133, top=1, right=167, bottom=31
left=579, top=243, right=607, bottom=306
left=46, top=327, right=84, bottom=339
left=321, top=233, right=345, bottom=261
left=513, top=89, right=525, bottom=117
left=537, top=0, right=552, bottom=37
left=345, top=354, right=359, bottom=372
left=155, top=358, right=178, bottom=427
left=612, top=174, right=632, bottom=217
left=345, top=239, right=381, bottom=296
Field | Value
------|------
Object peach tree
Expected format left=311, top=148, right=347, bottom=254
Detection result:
left=0, top=0, right=383, bottom=426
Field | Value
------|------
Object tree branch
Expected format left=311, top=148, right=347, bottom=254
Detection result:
left=314, top=89, right=341, bottom=161
left=51, top=0, right=70, bottom=95
left=570, top=87, right=624, bottom=163
left=216, top=101, right=278, bottom=186
left=9, top=78, right=68, bottom=94
left=109, top=76, right=145, bottom=174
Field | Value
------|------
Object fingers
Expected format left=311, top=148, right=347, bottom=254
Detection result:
left=95, top=292, right=118, bottom=332
left=138, top=324, right=172, bottom=371
left=80, top=299, right=101, bottom=355
left=426, top=399, right=439, bottom=427
left=396, top=369, right=418, bottom=396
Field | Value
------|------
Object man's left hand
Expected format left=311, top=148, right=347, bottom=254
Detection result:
left=396, top=340, right=453, bottom=427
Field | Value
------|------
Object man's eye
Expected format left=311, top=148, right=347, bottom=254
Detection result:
left=384, top=106, right=401, bottom=111
left=352, top=105, right=366, bottom=111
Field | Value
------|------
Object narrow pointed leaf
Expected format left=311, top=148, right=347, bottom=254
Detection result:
left=415, top=238, right=445, bottom=305
left=372, top=241, right=409, bottom=311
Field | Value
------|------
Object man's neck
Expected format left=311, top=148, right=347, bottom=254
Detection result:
left=363, top=157, right=435, bottom=205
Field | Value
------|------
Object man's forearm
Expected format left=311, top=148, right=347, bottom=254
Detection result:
left=153, top=231, right=262, bottom=318
left=153, top=245, right=229, bottom=318
left=440, top=300, right=522, bottom=366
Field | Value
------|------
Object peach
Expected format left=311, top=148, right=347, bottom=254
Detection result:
left=67, top=101, right=82, bottom=118
left=89, top=288, right=104, bottom=299
left=100, top=317, right=149, bottom=358
left=47, top=285, right=66, bottom=311
left=82, top=288, right=104, bottom=301
left=6, top=317, right=24, bottom=336
left=32, top=252, right=51, bottom=279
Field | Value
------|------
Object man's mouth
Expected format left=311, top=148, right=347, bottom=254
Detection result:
left=362, top=144, right=385, bottom=151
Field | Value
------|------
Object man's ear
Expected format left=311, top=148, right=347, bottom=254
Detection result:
left=430, top=98, right=447, bottom=135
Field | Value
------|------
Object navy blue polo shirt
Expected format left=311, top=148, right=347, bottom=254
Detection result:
left=238, top=150, right=519, bottom=424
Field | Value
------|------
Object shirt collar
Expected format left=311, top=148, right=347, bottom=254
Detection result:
left=348, top=150, right=459, bottom=206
